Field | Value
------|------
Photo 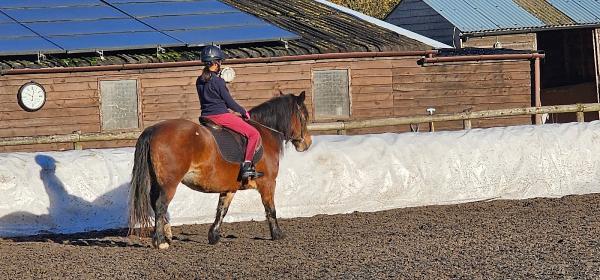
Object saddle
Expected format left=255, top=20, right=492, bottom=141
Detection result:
left=199, top=117, right=263, bottom=164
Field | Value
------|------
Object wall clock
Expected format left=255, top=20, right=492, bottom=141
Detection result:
left=17, top=81, right=46, bottom=112
left=220, top=67, right=236, bottom=83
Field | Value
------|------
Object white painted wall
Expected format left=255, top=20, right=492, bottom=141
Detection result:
left=1, top=121, right=599, bottom=236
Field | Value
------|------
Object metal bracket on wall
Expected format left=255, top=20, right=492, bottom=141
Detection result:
left=96, top=50, right=105, bottom=60
left=37, top=52, right=46, bottom=64
left=156, top=46, right=165, bottom=56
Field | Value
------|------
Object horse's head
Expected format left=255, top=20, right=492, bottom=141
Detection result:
left=249, top=91, right=312, bottom=152
left=289, top=91, right=312, bottom=152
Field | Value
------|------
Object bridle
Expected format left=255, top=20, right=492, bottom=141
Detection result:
left=248, top=104, right=307, bottom=143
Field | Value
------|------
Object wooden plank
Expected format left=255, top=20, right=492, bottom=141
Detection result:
left=142, top=94, right=198, bottom=104
left=141, top=77, right=196, bottom=88
left=353, top=93, right=393, bottom=102
left=142, top=85, right=196, bottom=95
left=394, top=72, right=531, bottom=83
left=353, top=100, right=394, bottom=109
left=231, top=71, right=312, bottom=83
left=0, top=124, right=99, bottom=138
left=352, top=85, right=393, bottom=94
left=0, top=114, right=99, bottom=129
left=392, top=87, right=528, bottom=97
left=142, top=102, right=200, bottom=113
left=80, top=139, right=138, bottom=149
left=394, top=95, right=531, bottom=107
left=393, top=80, right=531, bottom=91
left=228, top=80, right=311, bottom=91
left=0, top=107, right=99, bottom=120
left=351, top=76, right=393, bottom=86
left=0, top=142, right=73, bottom=153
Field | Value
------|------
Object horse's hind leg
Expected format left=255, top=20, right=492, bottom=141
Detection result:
left=208, top=192, right=235, bottom=245
left=150, top=182, right=176, bottom=249
left=258, top=182, right=284, bottom=240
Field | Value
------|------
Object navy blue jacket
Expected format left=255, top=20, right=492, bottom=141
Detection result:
left=196, top=73, right=246, bottom=117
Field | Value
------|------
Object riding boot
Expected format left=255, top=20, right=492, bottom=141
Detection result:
left=240, top=161, right=264, bottom=180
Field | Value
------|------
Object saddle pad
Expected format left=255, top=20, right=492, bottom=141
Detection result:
left=200, top=119, right=263, bottom=164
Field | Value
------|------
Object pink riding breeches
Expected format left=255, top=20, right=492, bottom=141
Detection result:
left=205, top=113, right=260, bottom=162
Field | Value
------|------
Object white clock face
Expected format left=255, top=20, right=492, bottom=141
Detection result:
left=18, top=82, right=46, bottom=111
left=220, top=67, right=236, bottom=83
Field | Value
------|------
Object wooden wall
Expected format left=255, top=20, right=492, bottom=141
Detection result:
left=462, top=33, right=537, bottom=50
left=0, top=56, right=533, bottom=152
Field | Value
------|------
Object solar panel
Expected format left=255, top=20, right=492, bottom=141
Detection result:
left=110, top=0, right=299, bottom=46
left=0, top=13, right=64, bottom=55
left=168, top=25, right=301, bottom=46
left=0, top=11, right=15, bottom=24
left=0, top=23, right=40, bottom=37
left=0, top=37, right=63, bottom=55
left=0, top=0, right=299, bottom=56
left=49, top=32, right=180, bottom=53
left=0, top=3, right=184, bottom=54
left=2, top=6, right=129, bottom=22
left=109, top=0, right=236, bottom=17
left=142, top=13, right=263, bottom=31
left=27, top=19, right=154, bottom=36
left=0, top=0, right=100, bottom=9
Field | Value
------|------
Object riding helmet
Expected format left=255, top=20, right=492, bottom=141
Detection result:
left=201, top=45, right=225, bottom=64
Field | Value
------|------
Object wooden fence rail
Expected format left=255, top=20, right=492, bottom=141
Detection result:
left=1, top=103, right=600, bottom=148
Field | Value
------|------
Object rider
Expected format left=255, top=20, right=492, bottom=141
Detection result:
left=196, top=45, right=263, bottom=180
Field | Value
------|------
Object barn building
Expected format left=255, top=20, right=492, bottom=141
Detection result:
left=1, top=0, right=541, bottom=152
left=385, top=0, right=600, bottom=123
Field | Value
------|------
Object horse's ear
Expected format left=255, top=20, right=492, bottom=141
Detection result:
left=298, top=91, right=306, bottom=103
left=279, top=90, right=284, bottom=96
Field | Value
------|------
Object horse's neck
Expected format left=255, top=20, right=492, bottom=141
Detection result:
left=256, top=126, right=283, bottom=156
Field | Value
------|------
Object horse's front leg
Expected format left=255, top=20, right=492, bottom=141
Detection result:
left=258, top=181, right=284, bottom=240
left=208, top=192, right=235, bottom=245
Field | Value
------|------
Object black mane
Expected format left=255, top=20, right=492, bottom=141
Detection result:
left=249, top=94, right=304, bottom=150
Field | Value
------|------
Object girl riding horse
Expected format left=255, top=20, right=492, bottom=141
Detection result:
left=196, top=45, right=262, bottom=180
left=128, top=46, right=312, bottom=249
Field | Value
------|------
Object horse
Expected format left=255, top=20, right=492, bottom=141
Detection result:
left=128, top=91, right=312, bottom=249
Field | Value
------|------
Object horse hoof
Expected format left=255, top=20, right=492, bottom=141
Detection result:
left=208, top=235, right=220, bottom=245
left=158, top=242, right=170, bottom=250
left=272, top=231, right=285, bottom=241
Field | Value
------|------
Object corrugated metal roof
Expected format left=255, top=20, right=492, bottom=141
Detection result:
left=423, top=0, right=545, bottom=32
left=421, top=0, right=600, bottom=34
left=547, top=0, right=600, bottom=24
left=514, top=0, right=574, bottom=25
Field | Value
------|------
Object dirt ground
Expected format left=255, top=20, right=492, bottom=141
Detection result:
left=1, top=193, right=600, bottom=279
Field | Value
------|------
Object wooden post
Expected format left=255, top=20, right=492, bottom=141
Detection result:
left=462, top=108, right=473, bottom=130
left=463, top=119, right=472, bottom=130
left=577, top=111, right=585, bottom=122
left=534, top=57, right=542, bottom=125
left=427, top=108, right=436, bottom=132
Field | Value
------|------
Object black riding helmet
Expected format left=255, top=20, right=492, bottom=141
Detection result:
left=201, top=45, right=225, bottom=65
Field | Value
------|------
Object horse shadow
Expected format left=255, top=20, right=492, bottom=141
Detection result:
left=0, top=154, right=139, bottom=247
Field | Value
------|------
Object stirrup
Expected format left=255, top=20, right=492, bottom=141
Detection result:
left=240, top=162, right=263, bottom=180
left=241, top=170, right=264, bottom=180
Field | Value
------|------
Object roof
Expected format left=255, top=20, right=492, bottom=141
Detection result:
left=409, top=0, right=600, bottom=35
left=0, top=0, right=434, bottom=70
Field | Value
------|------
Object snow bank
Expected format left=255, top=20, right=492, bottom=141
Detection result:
left=1, top=122, right=599, bottom=236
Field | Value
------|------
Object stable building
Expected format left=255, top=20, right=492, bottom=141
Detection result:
left=385, top=0, right=600, bottom=122
left=1, top=0, right=542, bottom=152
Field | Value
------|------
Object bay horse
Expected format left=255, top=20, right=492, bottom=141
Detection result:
left=128, top=91, right=311, bottom=249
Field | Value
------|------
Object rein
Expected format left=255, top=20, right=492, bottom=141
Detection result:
left=248, top=104, right=306, bottom=143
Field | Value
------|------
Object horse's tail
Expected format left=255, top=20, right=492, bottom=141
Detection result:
left=128, top=127, right=156, bottom=237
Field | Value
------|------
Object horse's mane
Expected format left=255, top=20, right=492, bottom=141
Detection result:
left=249, top=94, right=303, bottom=152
